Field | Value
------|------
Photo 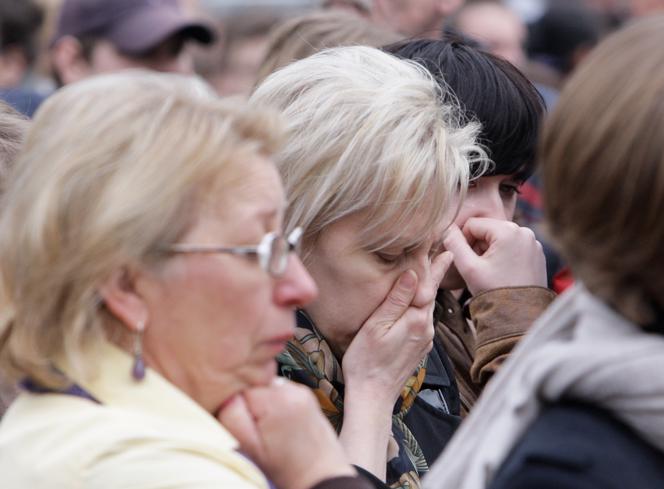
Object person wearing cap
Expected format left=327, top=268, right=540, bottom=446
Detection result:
left=50, top=0, right=215, bottom=86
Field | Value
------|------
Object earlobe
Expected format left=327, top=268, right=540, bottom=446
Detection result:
left=98, top=268, right=149, bottom=334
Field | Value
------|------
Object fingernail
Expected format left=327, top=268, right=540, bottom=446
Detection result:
left=400, top=269, right=417, bottom=290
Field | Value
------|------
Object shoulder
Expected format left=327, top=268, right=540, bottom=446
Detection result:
left=489, top=401, right=664, bottom=489
left=0, top=392, right=267, bottom=489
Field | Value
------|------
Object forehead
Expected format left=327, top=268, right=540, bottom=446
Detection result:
left=201, top=155, right=285, bottom=222
left=361, top=200, right=449, bottom=251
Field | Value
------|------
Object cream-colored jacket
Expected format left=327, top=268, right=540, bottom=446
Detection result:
left=0, top=341, right=269, bottom=489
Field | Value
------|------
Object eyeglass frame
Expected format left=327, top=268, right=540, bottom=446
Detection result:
left=162, top=227, right=303, bottom=278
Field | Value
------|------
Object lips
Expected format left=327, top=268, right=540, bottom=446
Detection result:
left=263, top=333, right=293, bottom=353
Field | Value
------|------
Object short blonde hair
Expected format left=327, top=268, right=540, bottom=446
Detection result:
left=255, top=10, right=402, bottom=86
left=0, top=71, right=282, bottom=387
left=251, top=46, right=487, bottom=256
left=541, top=16, right=664, bottom=324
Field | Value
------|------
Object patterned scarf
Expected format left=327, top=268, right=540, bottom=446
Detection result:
left=278, top=310, right=429, bottom=488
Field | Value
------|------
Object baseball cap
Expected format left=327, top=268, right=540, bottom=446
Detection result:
left=52, top=0, right=215, bottom=55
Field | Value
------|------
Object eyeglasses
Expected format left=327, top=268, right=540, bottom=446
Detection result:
left=164, top=227, right=303, bottom=278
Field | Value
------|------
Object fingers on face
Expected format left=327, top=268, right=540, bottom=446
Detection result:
left=372, top=269, right=419, bottom=327
left=217, top=394, right=264, bottom=458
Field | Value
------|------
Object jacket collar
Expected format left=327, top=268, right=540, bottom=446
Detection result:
left=55, top=340, right=239, bottom=454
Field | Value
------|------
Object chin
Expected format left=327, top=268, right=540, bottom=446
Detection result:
left=251, top=358, right=279, bottom=386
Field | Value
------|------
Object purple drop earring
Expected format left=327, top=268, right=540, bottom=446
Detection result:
left=132, top=321, right=146, bottom=381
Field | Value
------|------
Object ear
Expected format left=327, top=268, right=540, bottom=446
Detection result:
left=51, top=36, right=94, bottom=85
left=98, top=268, right=150, bottom=333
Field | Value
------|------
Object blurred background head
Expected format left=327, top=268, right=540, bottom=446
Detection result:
left=255, top=10, right=401, bottom=88
left=369, top=0, right=466, bottom=37
left=450, top=1, right=527, bottom=68
left=50, top=0, right=215, bottom=85
left=527, top=0, right=602, bottom=81
left=198, top=12, right=279, bottom=96
left=0, top=0, right=45, bottom=116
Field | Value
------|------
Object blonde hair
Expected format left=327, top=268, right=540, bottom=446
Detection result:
left=0, top=102, right=29, bottom=196
left=0, top=101, right=28, bottom=415
left=542, top=16, right=664, bottom=324
left=255, top=10, right=402, bottom=86
left=0, top=70, right=282, bottom=387
left=251, top=46, right=487, bottom=256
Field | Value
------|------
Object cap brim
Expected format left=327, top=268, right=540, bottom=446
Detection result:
left=106, top=6, right=215, bottom=55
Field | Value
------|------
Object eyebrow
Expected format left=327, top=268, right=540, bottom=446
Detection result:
left=379, top=237, right=442, bottom=254
left=256, top=207, right=279, bottom=220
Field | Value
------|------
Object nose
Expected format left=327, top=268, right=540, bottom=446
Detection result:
left=274, top=255, right=318, bottom=308
left=471, top=188, right=508, bottom=221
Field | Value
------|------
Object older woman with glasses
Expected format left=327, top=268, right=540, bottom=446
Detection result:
left=0, top=71, right=373, bottom=489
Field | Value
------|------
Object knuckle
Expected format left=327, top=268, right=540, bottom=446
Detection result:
left=409, top=310, right=433, bottom=337
left=287, top=384, right=316, bottom=409
left=520, top=227, right=535, bottom=239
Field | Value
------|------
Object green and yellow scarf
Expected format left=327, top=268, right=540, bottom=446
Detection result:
left=278, top=310, right=429, bottom=489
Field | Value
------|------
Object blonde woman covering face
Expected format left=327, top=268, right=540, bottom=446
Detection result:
left=252, top=46, right=487, bottom=489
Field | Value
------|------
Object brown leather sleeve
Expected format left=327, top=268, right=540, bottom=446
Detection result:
left=468, top=286, right=556, bottom=386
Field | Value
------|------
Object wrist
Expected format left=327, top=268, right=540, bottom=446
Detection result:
left=294, top=463, right=356, bottom=489
left=343, top=382, right=398, bottom=414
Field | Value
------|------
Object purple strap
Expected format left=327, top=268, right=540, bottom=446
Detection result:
left=21, top=378, right=100, bottom=404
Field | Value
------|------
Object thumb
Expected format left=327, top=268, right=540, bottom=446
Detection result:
left=443, top=224, right=479, bottom=274
left=370, top=269, right=418, bottom=327
left=217, top=394, right=264, bottom=461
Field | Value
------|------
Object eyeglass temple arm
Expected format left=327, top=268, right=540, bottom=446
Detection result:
left=166, top=244, right=260, bottom=255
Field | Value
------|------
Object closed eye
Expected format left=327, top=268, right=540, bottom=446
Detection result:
left=374, top=251, right=405, bottom=265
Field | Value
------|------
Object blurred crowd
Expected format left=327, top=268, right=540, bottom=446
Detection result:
left=0, top=0, right=659, bottom=255
left=0, top=1, right=663, bottom=489
left=1, top=0, right=661, bottom=104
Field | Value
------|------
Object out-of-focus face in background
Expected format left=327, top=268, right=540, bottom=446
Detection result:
left=85, top=35, right=195, bottom=77
left=454, top=1, right=527, bottom=68
left=629, top=0, right=664, bottom=15
left=370, top=0, right=465, bottom=37
left=202, top=14, right=276, bottom=97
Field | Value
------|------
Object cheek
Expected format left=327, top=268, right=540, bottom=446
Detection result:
left=305, top=258, right=396, bottom=349
left=505, top=198, right=518, bottom=221
left=155, top=263, right=283, bottom=372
